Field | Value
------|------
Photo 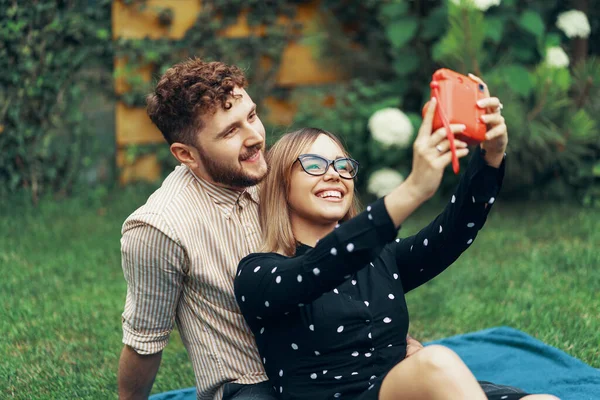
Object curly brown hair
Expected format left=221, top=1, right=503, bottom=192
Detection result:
left=146, top=57, right=247, bottom=145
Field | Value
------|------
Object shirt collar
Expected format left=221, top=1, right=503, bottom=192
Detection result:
left=295, top=242, right=312, bottom=256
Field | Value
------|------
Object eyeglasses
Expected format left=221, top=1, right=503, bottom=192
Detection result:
left=295, top=154, right=359, bottom=179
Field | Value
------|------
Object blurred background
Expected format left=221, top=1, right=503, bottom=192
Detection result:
left=1, top=0, right=598, bottom=399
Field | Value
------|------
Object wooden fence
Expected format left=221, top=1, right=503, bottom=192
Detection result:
left=112, top=0, right=342, bottom=183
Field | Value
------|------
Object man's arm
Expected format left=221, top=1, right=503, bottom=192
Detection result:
left=405, top=333, right=425, bottom=358
left=118, top=345, right=162, bottom=400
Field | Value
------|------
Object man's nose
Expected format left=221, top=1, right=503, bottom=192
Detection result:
left=243, top=125, right=264, bottom=147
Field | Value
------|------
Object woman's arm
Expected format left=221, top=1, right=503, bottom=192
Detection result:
left=390, top=141, right=506, bottom=293
left=235, top=197, right=398, bottom=321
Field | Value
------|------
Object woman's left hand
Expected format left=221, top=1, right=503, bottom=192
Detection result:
left=469, top=73, right=508, bottom=168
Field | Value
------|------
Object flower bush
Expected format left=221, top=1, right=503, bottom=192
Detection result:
left=292, top=0, right=600, bottom=205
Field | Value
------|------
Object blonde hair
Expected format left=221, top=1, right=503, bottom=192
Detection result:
left=259, top=128, right=362, bottom=256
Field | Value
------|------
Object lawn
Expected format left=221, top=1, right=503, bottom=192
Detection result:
left=1, top=186, right=598, bottom=399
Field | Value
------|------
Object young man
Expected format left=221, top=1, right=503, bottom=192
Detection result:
left=117, top=58, right=274, bottom=400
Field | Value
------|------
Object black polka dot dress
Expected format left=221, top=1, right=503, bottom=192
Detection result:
left=235, top=148, right=505, bottom=400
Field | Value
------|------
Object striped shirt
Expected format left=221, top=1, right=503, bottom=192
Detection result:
left=120, top=164, right=267, bottom=400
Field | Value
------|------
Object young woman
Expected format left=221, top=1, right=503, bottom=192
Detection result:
left=235, top=93, right=558, bottom=400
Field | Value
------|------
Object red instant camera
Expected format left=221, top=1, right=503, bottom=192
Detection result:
left=422, top=69, right=488, bottom=174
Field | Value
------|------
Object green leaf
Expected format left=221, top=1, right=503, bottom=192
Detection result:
left=518, top=11, right=545, bottom=39
left=379, top=3, right=409, bottom=20
left=593, top=162, right=600, bottom=177
left=385, top=18, right=418, bottom=49
left=485, top=16, right=505, bottom=44
left=500, top=64, right=533, bottom=97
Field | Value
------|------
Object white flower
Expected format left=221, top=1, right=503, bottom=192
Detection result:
left=556, top=10, right=591, bottom=39
left=367, top=169, right=405, bottom=198
left=545, top=46, right=570, bottom=68
left=449, top=0, right=501, bottom=12
left=368, top=108, right=414, bottom=149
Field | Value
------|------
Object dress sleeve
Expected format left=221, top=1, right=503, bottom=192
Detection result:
left=121, top=219, right=187, bottom=354
left=391, top=147, right=505, bottom=293
left=235, top=197, right=398, bottom=321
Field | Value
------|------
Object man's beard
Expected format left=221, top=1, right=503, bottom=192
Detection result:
left=197, top=143, right=266, bottom=188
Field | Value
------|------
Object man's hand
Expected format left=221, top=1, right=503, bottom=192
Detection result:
left=405, top=334, right=425, bottom=358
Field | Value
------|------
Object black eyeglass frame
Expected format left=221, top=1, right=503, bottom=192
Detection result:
left=295, top=153, right=360, bottom=179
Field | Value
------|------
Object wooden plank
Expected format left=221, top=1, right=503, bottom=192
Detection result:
left=116, top=102, right=164, bottom=146
left=112, top=0, right=201, bottom=39
left=117, top=149, right=162, bottom=184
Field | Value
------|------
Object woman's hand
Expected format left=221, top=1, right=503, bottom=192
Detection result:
left=404, top=97, right=471, bottom=202
left=405, top=334, right=425, bottom=358
left=468, top=73, right=508, bottom=168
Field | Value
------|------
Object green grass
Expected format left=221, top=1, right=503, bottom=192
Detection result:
left=1, top=188, right=598, bottom=399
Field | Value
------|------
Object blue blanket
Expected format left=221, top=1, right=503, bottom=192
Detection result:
left=150, top=326, right=600, bottom=400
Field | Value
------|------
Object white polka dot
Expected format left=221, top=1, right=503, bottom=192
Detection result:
left=467, top=238, right=473, bottom=244
left=393, top=273, right=398, bottom=280
left=313, top=267, right=320, bottom=276
left=395, top=238, right=400, bottom=242
left=365, top=352, right=372, bottom=357
left=265, top=301, right=269, bottom=307
left=351, top=279, right=357, bottom=285
left=344, top=274, right=351, bottom=279
left=352, top=372, right=358, bottom=376
left=315, top=351, right=320, bottom=356
left=298, top=303, right=304, bottom=307
left=263, top=357, right=266, bottom=364
left=276, top=276, right=282, bottom=284
left=297, top=274, right=303, bottom=282
left=241, top=295, right=245, bottom=302
left=451, top=195, right=456, bottom=203
left=271, top=267, right=277, bottom=273
left=364, top=301, right=369, bottom=306
left=420, top=268, right=424, bottom=272
left=334, top=288, right=339, bottom=294
left=467, top=222, right=475, bottom=228
left=472, top=196, right=476, bottom=203
left=310, top=373, right=317, bottom=379
left=367, top=206, right=371, bottom=211
left=368, top=332, right=372, bottom=339
left=500, top=397, right=507, bottom=400
left=280, top=387, right=283, bottom=393
left=308, top=324, right=314, bottom=332
left=410, top=245, right=413, bottom=251
left=334, top=393, right=341, bottom=398
left=387, top=344, right=393, bottom=347
left=368, top=214, right=373, bottom=220
left=489, top=197, right=495, bottom=204
left=279, top=369, right=283, bottom=377
left=370, top=262, right=375, bottom=267
left=335, top=375, right=342, bottom=380
left=368, top=384, right=375, bottom=390
left=423, top=238, right=428, bottom=246
left=254, top=266, right=261, bottom=272
left=370, top=375, right=377, bottom=380
left=323, top=370, right=328, bottom=374
left=335, top=223, right=340, bottom=228
left=383, top=317, right=392, bottom=323
left=346, top=243, right=355, bottom=252
left=439, top=225, right=443, bottom=233
left=238, top=270, right=242, bottom=276
left=291, top=343, right=298, bottom=350
left=260, top=327, right=265, bottom=334
left=352, top=351, right=359, bottom=357
left=330, top=247, right=337, bottom=255
left=337, top=325, right=344, bottom=333
left=388, top=294, right=395, bottom=299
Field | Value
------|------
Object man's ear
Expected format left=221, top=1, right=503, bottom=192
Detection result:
left=170, top=142, right=199, bottom=169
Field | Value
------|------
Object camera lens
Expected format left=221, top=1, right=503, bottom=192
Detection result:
left=478, top=84, right=485, bottom=92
